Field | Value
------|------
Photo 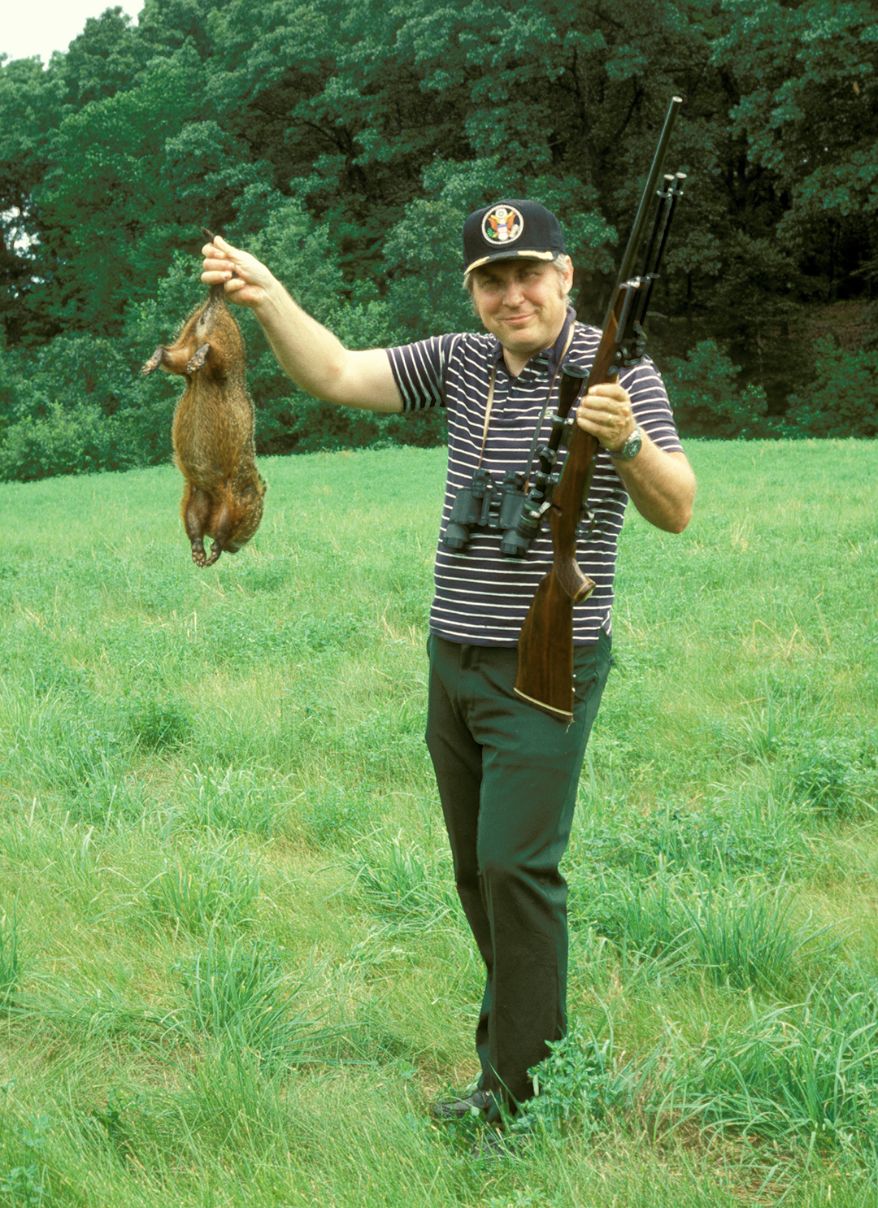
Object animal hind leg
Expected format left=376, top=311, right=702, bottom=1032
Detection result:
left=181, top=484, right=213, bottom=567
left=201, top=501, right=233, bottom=566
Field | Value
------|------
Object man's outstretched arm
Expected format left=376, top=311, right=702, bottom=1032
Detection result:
left=201, top=235, right=403, bottom=414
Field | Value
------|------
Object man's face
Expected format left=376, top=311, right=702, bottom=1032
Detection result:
left=470, top=258, right=572, bottom=363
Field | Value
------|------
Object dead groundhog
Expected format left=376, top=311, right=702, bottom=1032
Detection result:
left=142, top=284, right=266, bottom=567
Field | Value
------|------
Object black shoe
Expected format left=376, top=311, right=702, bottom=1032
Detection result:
left=429, top=1088, right=493, bottom=1121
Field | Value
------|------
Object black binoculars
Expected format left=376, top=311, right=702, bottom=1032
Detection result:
left=443, top=468, right=550, bottom=558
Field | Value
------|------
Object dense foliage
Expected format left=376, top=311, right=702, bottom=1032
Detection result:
left=1, top=0, right=876, bottom=478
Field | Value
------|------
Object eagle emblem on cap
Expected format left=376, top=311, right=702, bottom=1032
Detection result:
left=482, top=204, right=523, bottom=245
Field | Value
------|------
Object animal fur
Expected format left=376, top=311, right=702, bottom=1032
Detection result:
left=142, top=286, right=266, bottom=567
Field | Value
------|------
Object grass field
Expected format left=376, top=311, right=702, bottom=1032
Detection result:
left=0, top=440, right=877, bottom=1206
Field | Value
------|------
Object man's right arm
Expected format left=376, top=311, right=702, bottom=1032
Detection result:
left=201, top=235, right=403, bottom=414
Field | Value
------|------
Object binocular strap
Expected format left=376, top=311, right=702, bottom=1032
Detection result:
left=477, top=325, right=576, bottom=482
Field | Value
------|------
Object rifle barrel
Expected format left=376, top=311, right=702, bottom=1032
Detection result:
left=611, top=96, right=683, bottom=310
left=635, top=172, right=686, bottom=326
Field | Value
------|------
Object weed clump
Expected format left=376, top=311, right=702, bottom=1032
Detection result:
left=573, top=793, right=807, bottom=881
left=518, top=1024, right=633, bottom=1138
left=651, top=985, right=878, bottom=1162
left=789, top=736, right=875, bottom=819
left=348, top=831, right=455, bottom=930
left=0, top=908, right=21, bottom=1007
left=573, top=870, right=833, bottom=995
left=147, top=846, right=260, bottom=936
left=298, top=785, right=371, bottom=848
left=125, top=693, right=193, bottom=752
left=175, top=936, right=332, bottom=1070
left=0, top=1113, right=50, bottom=1206
left=170, top=765, right=292, bottom=837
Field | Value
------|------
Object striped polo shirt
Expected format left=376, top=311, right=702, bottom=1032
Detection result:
left=386, top=310, right=682, bottom=647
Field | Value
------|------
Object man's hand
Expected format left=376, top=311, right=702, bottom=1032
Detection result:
left=574, top=382, right=636, bottom=454
left=201, top=235, right=276, bottom=310
left=575, top=382, right=695, bottom=532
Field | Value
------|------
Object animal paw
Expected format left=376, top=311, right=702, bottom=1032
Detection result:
left=185, top=343, right=210, bottom=374
left=141, top=347, right=164, bottom=375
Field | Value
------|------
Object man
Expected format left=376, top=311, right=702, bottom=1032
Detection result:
left=201, top=200, right=695, bottom=1137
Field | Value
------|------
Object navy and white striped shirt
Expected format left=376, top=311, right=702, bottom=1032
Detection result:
left=387, top=312, right=683, bottom=647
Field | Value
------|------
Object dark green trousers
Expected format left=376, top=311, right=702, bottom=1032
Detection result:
left=425, top=631, right=612, bottom=1114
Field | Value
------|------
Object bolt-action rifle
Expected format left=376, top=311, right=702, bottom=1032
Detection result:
left=513, top=96, right=686, bottom=721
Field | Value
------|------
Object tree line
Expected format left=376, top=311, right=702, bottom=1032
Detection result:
left=1, top=0, right=876, bottom=480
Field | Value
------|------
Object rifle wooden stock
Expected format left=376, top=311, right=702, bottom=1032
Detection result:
left=514, top=299, right=626, bottom=721
left=514, top=96, right=683, bottom=721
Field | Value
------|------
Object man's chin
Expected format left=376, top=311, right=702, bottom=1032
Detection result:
left=503, top=330, right=542, bottom=356
left=491, top=314, right=527, bottom=336
left=501, top=317, right=538, bottom=336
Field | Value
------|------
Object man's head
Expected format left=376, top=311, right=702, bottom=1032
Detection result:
left=463, top=200, right=573, bottom=366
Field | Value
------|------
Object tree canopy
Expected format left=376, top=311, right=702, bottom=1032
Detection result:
left=1, top=0, right=876, bottom=478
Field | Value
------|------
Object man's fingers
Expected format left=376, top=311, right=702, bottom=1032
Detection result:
left=199, top=235, right=265, bottom=304
left=212, top=234, right=244, bottom=260
left=208, top=262, right=240, bottom=277
left=578, top=401, right=629, bottom=423
left=581, top=388, right=633, bottom=423
left=586, top=385, right=627, bottom=404
left=201, top=234, right=241, bottom=262
left=580, top=398, right=616, bottom=416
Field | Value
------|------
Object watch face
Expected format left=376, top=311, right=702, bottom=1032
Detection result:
left=613, top=427, right=642, bottom=460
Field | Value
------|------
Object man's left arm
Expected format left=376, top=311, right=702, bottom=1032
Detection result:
left=575, top=381, right=696, bottom=534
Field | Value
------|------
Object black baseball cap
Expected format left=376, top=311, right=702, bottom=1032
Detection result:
left=463, top=199, right=566, bottom=275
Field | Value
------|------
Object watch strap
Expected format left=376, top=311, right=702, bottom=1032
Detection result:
left=609, top=424, right=643, bottom=461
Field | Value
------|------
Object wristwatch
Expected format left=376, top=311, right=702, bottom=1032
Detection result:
left=608, top=425, right=643, bottom=462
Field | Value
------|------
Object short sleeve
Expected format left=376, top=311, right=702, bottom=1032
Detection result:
left=620, top=357, right=683, bottom=453
left=386, top=334, right=461, bottom=412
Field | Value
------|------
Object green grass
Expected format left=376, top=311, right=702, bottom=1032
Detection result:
left=0, top=440, right=877, bottom=1205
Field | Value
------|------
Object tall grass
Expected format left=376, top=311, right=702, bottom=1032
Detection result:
left=0, top=441, right=876, bottom=1204
left=0, top=906, right=20, bottom=1005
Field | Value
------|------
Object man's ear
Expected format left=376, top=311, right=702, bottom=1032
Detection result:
left=560, top=257, right=574, bottom=295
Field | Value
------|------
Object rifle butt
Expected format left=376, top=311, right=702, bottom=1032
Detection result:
left=514, top=563, right=596, bottom=722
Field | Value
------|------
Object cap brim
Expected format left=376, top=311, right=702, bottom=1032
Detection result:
left=464, top=249, right=556, bottom=275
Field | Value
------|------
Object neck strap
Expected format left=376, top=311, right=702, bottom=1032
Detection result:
left=477, top=321, right=576, bottom=471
